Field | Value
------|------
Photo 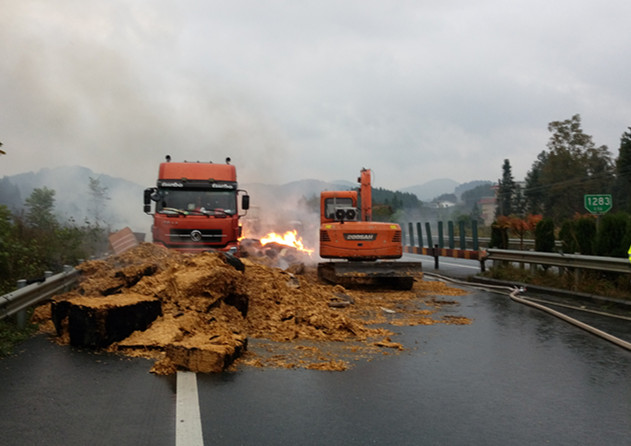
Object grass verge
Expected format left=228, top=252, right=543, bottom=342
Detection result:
left=0, top=313, right=38, bottom=357
left=482, top=264, right=631, bottom=301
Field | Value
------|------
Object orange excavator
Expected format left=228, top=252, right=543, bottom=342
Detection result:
left=317, top=168, right=422, bottom=289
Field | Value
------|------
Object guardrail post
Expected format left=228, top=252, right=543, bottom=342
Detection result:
left=574, top=268, right=581, bottom=289
left=448, top=221, right=455, bottom=249
left=433, top=244, right=439, bottom=269
left=425, top=222, right=433, bottom=249
left=438, top=222, right=444, bottom=248
left=416, top=223, right=423, bottom=250
left=408, top=222, right=414, bottom=247
left=459, top=221, right=466, bottom=250
left=472, top=220, right=479, bottom=251
left=15, top=279, right=27, bottom=329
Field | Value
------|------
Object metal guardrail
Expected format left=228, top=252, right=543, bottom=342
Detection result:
left=473, top=237, right=563, bottom=250
left=0, top=267, right=80, bottom=326
left=484, top=249, right=631, bottom=274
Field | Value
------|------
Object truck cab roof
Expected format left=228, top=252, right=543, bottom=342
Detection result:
left=159, top=162, right=236, bottom=182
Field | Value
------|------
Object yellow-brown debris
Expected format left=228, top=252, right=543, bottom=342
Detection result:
left=41, top=243, right=471, bottom=374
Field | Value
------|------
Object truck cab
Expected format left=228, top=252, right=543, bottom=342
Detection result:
left=144, top=156, right=249, bottom=254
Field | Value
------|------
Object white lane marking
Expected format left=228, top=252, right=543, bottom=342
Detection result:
left=176, top=371, right=204, bottom=446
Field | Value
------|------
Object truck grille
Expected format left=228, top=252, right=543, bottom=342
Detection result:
left=169, top=229, right=224, bottom=244
left=320, top=230, right=331, bottom=242
left=392, top=231, right=402, bottom=243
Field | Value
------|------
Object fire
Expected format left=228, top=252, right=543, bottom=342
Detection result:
left=260, top=230, right=314, bottom=255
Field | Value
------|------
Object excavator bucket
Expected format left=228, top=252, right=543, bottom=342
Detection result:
left=317, top=261, right=422, bottom=290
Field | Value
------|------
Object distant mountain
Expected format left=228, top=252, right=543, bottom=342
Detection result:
left=2, top=166, right=149, bottom=234
left=454, top=180, right=493, bottom=199
left=401, top=179, right=459, bottom=202
left=1, top=166, right=493, bottom=235
left=242, top=179, right=355, bottom=204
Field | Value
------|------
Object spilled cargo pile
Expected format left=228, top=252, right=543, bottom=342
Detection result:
left=40, top=243, right=470, bottom=374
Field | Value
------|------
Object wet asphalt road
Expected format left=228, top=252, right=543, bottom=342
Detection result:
left=196, top=289, right=631, bottom=445
left=0, top=337, right=175, bottom=446
left=0, top=259, right=630, bottom=445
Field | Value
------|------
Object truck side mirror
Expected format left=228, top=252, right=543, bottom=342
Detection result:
left=144, top=188, right=156, bottom=214
left=241, top=194, right=250, bottom=210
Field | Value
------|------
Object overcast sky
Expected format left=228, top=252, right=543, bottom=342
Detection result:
left=1, top=0, right=630, bottom=190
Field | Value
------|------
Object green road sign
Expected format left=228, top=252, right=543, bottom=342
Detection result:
left=584, top=194, right=612, bottom=214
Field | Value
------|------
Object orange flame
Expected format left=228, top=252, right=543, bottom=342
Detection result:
left=260, top=230, right=314, bottom=255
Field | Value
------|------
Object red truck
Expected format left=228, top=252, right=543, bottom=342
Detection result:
left=143, top=156, right=249, bottom=254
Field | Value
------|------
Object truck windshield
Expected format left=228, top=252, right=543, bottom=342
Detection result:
left=157, top=189, right=237, bottom=215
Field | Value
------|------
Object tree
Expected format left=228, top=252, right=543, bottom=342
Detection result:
left=470, top=202, right=483, bottom=225
left=0, top=177, right=21, bottom=209
left=507, top=214, right=542, bottom=250
left=461, top=183, right=493, bottom=209
left=559, top=215, right=597, bottom=255
left=594, top=213, right=630, bottom=258
left=524, top=150, right=547, bottom=214
left=490, top=216, right=510, bottom=249
left=613, top=128, right=631, bottom=212
left=24, top=187, right=57, bottom=231
left=524, top=114, right=614, bottom=222
left=0, top=205, right=12, bottom=288
left=88, top=176, right=110, bottom=225
left=534, top=218, right=555, bottom=252
left=496, top=159, right=516, bottom=217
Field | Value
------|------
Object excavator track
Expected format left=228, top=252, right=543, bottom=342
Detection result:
left=317, top=261, right=422, bottom=290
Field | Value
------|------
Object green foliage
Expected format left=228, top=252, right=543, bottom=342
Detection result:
left=0, top=177, right=22, bottom=209
left=524, top=151, right=546, bottom=214
left=88, top=176, right=110, bottom=224
left=489, top=222, right=508, bottom=248
left=484, top=263, right=631, bottom=300
left=0, top=189, right=109, bottom=295
left=461, top=183, right=493, bottom=208
left=496, top=159, right=516, bottom=217
left=372, top=188, right=420, bottom=210
left=575, top=217, right=597, bottom=255
left=558, top=220, right=575, bottom=253
left=594, top=213, right=630, bottom=258
left=534, top=218, right=555, bottom=252
left=25, top=187, right=57, bottom=231
left=0, top=314, right=37, bottom=357
left=524, top=114, right=614, bottom=222
left=613, top=128, right=631, bottom=212
left=559, top=216, right=597, bottom=255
